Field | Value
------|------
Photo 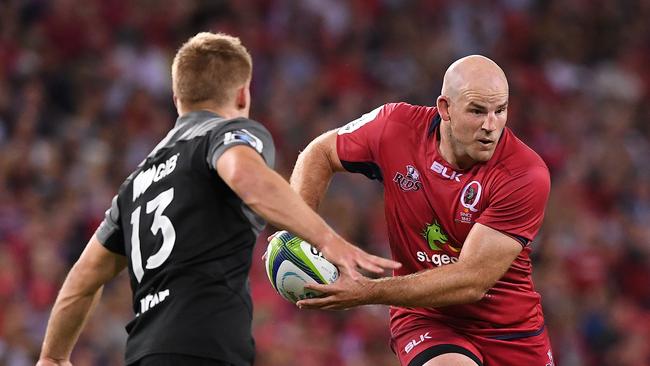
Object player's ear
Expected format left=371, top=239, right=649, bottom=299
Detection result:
left=172, top=95, right=182, bottom=115
left=235, top=82, right=251, bottom=118
left=437, top=95, right=451, bottom=121
left=235, top=87, right=245, bottom=110
left=235, top=81, right=250, bottom=110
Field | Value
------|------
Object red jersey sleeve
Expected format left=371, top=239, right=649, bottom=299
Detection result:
left=476, top=165, right=551, bottom=244
left=336, top=104, right=395, bottom=181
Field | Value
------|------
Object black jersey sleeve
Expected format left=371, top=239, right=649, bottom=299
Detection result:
left=95, top=195, right=126, bottom=255
left=206, top=118, right=275, bottom=170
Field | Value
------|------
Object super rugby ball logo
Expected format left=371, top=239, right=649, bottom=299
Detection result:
left=460, top=180, right=482, bottom=212
left=393, top=165, right=422, bottom=191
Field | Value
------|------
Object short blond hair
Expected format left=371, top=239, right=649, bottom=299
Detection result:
left=172, top=32, right=252, bottom=106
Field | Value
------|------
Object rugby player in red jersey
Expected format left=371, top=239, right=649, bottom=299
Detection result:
left=290, top=55, right=554, bottom=366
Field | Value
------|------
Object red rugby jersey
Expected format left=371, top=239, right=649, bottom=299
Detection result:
left=336, top=102, right=551, bottom=337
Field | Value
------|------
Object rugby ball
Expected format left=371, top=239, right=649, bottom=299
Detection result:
left=265, top=231, right=339, bottom=303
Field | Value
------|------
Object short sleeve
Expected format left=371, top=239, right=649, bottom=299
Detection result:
left=206, top=119, right=275, bottom=170
left=95, top=195, right=126, bottom=255
left=476, top=165, right=551, bottom=245
left=336, top=104, right=395, bottom=181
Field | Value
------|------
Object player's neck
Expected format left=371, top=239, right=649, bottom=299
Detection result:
left=176, top=101, right=248, bottom=120
left=438, top=126, right=476, bottom=171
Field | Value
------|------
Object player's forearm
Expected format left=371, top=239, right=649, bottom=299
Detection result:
left=368, top=263, right=488, bottom=308
left=237, top=166, right=341, bottom=249
left=40, top=276, right=103, bottom=361
left=41, top=236, right=126, bottom=362
left=290, top=132, right=339, bottom=210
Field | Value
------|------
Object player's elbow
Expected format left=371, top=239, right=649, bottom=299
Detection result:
left=220, top=157, right=269, bottom=206
left=297, top=141, right=327, bottom=168
left=467, top=285, right=489, bottom=303
left=446, top=284, right=486, bottom=305
left=296, top=131, right=340, bottom=172
left=229, top=171, right=263, bottom=206
left=230, top=167, right=279, bottom=209
left=465, top=278, right=497, bottom=303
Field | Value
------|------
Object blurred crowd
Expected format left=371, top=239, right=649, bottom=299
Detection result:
left=0, top=0, right=649, bottom=365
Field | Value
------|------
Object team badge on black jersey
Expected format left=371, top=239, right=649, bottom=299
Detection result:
left=224, top=129, right=264, bottom=153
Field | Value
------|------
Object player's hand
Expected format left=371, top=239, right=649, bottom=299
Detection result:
left=266, top=231, right=400, bottom=279
left=319, top=237, right=400, bottom=280
left=296, top=267, right=374, bottom=310
left=36, top=358, right=73, bottom=366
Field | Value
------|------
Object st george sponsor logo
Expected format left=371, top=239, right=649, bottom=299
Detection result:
left=421, top=220, right=461, bottom=254
left=418, top=220, right=461, bottom=265
left=417, top=251, right=459, bottom=266
left=393, top=165, right=423, bottom=192
left=430, top=161, right=462, bottom=182
left=404, top=332, right=432, bottom=354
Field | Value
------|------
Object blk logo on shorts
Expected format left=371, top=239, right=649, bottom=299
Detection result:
left=546, top=349, right=555, bottom=366
left=393, top=165, right=423, bottom=191
left=404, top=332, right=432, bottom=353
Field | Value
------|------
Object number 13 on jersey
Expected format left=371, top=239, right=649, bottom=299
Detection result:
left=129, top=188, right=176, bottom=282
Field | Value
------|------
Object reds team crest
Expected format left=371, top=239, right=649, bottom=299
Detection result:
left=393, top=165, right=423, bottom=192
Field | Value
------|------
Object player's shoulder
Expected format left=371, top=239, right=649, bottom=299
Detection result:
left=221, top=116, right=264, bottom=129
left=498, top=129, right=547, bottom=166
left=493, top=128, right=550, bottom=182
left=196, top=116, right=266, bottom=136
left=172, top=109, right=266, bottom=138
left=373, top=102, right=438, bottom=140
left=382, top=102, right=438, bottom=124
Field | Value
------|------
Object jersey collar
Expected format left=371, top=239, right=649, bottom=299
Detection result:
left=175, top=110, right=223, bottom=128
left=427, top=113, right=442, bottom=138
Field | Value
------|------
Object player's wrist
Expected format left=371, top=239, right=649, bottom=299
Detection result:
left=37, top=355, right=71, bottom=366
left=313, top=228, right=341, bottom=252
left=364, top=278, right=384, bottom=305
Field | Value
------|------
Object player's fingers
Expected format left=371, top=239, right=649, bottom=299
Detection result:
left=370, top=254, right=402, bottom=270
left=322, top=304, right=348, bottom=311
left=266, top=231, right=280, bottom=243
left=296, top=297, right=331, bottom=309
left=303, top=283, right=330, bottom=293
left=357, top=259, right=385, bottom=274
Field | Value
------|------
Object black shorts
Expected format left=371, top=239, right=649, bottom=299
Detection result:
left=129, top=354, right=234, bottom=366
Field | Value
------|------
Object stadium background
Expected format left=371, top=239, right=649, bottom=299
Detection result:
left=0, top=0, right=649, bottom=365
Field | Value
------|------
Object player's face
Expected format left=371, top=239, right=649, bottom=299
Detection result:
left=447, top=88, right=508, bottom=165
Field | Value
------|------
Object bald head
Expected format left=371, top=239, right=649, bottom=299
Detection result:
left=435, top=55, right=510, bottom=169
left=441, top=55, right=508, bottom=100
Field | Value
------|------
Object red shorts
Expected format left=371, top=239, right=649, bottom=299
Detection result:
left=390, top=316, right=554, bottom=366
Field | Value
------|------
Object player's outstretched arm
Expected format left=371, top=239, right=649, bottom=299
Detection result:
left=217, top=145, right=400, bottom=277
left=290, top=130, right=344, bottom=210
left=298, top=223, right=521, bottom=310
left=38, top=236, right=127, bottom=365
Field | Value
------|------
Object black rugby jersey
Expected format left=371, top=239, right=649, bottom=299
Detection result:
left=95, top=110, right=275, bottom=365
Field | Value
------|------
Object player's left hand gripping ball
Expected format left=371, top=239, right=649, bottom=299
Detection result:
left=295, top=263, right=375, bottom=311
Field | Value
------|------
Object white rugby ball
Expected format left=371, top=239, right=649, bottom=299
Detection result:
left=265, top=231, right=339, bottom=303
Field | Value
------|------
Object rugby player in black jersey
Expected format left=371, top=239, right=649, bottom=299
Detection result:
left=37, top=32, right=399, bottom=366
